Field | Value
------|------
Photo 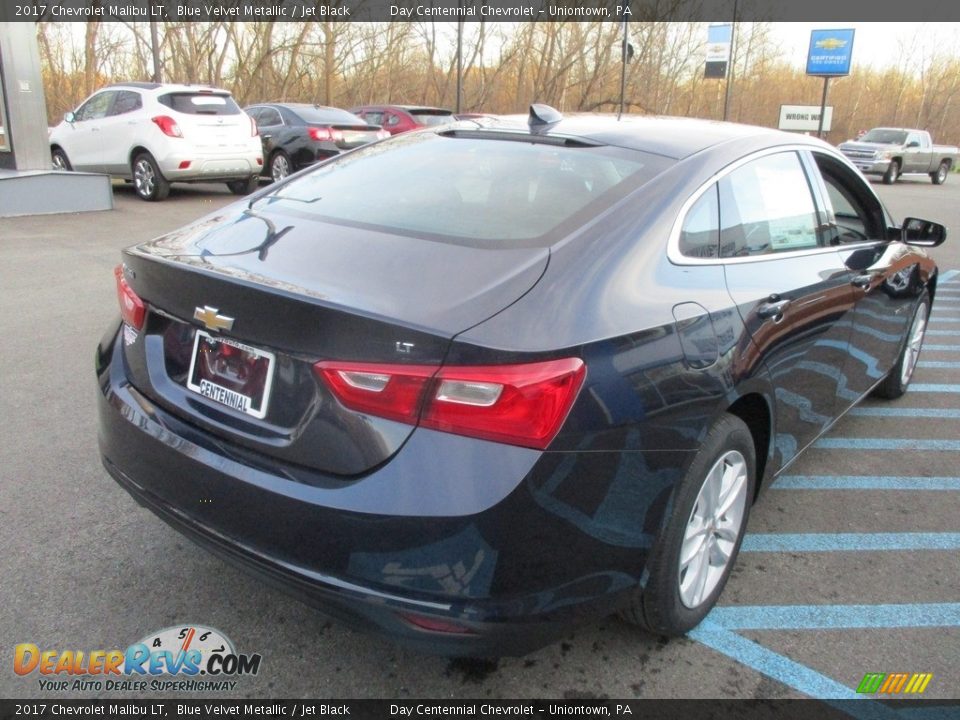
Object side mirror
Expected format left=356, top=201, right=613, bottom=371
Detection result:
left=64, top=111, right=76, bottom=124
left=901, top=217, right=947, bottom=247
left=906, top=140, right=920, bottom=148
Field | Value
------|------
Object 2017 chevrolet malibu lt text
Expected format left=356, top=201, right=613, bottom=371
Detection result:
left=97, top=107, right=945, bottom=656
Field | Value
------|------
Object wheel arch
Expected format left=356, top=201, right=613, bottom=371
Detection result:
left=128, top=146, right=154, bottom=167
left=725, top=392, right=772, bottom=503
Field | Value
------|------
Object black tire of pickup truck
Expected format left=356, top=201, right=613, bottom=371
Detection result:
left=931, top=161, right=950, bottom=185
left=883, top=160, right=900, bottom=184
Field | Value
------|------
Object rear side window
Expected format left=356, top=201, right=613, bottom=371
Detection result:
left=260, top=133, right=673, bottom=248
left=109, top=91, right=142, bottom=116
left=291, top=107, right=365, bottom=125
left=719, top=152, right=820, bottom=257
left=679, top=185, right=720, bottom=258
left=158, top=92, right=241, bottom=115
left=257, top=107, right=283, bottom=127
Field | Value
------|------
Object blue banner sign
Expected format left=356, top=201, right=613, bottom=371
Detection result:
left=806, top=28, right=855, bottom=76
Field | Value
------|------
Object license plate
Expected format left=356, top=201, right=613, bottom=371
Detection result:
left=186, top=330, right=275, bottom=419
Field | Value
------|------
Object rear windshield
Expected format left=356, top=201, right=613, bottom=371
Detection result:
left=291, top=107, right=368, bottom=126
left=860, top=129, right=907, bottom=144
left=159, top=92, right=241, bottom=115
left=410, top=110, right=454, bottom=126
left=257, top=132, right=672, bottom=248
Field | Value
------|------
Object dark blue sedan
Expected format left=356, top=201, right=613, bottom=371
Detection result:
left=97, top=107, right=945, bottom=656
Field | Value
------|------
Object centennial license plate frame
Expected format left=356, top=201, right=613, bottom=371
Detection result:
left=186, top=330, right=276, bottom=419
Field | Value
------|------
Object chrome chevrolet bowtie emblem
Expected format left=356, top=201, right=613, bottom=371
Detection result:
left=194, top=306, right=235, bottom=332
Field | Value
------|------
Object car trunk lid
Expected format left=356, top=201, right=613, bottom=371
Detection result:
left=117, top=205, right=548, bottom=476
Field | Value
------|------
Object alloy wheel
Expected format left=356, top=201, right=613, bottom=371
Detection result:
left=678, top=450, right=748, bottom=609
left=134, top=158, right=156, bottom=198
left=900, top=301, right=928, bottom=386
left=271, top=154, right=290, bottom=182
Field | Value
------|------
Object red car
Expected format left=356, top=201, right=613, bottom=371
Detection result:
left=349, top=105, right=454, bottom=135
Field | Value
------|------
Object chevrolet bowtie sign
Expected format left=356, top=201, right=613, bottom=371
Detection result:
left=194, top=306, right=235, bottom=332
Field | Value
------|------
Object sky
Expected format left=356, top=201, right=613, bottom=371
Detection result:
left=767, top=22, right=960, bottom=70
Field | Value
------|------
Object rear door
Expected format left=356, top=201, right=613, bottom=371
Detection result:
left=720, top=150, right=857, bottom=463
left=97, top=90, right=143, bottom=174
left=903, top=131, right=932, bottom=173
left=252, top=105, right=284, bottom=160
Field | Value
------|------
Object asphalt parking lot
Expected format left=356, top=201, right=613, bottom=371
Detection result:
left=1, top=177, right=958, bottom=701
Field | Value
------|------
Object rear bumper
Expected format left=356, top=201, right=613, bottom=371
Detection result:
left=96, top=326, right=662, bottom=655
left=156, top=142, right=263, bottom=181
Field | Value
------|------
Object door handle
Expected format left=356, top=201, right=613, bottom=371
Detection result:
left=261, top=134, right=272, bottom=139
left=851, top=273, right=874, bottom=288
left=757, top=296, right=791, bottom=320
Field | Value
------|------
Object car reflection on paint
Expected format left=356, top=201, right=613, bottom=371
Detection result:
left=96, top=105, right=946, bottom=656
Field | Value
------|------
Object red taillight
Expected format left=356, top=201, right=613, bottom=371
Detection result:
left=314, top=358, right=585, bottom=450
left=151, top=115, right=183, bottom=138
left=178, top=160, right=191, bottom=169
left=315, top=362, right=435, bottom=424
left=248, top=114, right=258, bottom=137
left=308, top=127, right=344, bottom=143
left=114, top=265, right=145, bottom=330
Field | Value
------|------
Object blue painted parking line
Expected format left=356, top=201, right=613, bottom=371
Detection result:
left=708, top=603, right=960, bottom=630
left=917, top=361, right=960, bottom=369
left=815, top=437, right=960, bottom=450
left=908, top=383, right=960, bottom=392
left=926, top=330, right=960, bottom=336
left=929, top=317, right=960, bottom=322
left=849, top=406, right=960, bottom=418
left=940, top=269, right=959, bottom=282
left=923, top=344, right=960, bottom=351
left=692, top=621, right=960, bottom=712
left=689, top=621, right=861, bottom=700
left=772, top=475, right=960, bottom=490
left=741, top=532, right=960, bottom=552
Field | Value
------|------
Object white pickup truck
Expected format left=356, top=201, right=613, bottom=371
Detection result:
left=838, top=128, right=958, bottom=185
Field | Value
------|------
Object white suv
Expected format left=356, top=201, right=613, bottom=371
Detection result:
left=49, top=82, right=263, bottom=201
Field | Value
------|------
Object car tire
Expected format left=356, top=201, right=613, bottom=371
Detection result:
left=882, top=159, right=900, bottom=185
left=226, top=176, right=259, bottom=195
left=873, top=291, right=930, bottom=399
left=621, top=413, right=755, bottom=636
left=930, top=161, right=949, bottom=185
left=270, top=151, right=291, bottom=183
left=132, top=152, right=170, bottom=201
left=51, top=148, right=72, bottom=171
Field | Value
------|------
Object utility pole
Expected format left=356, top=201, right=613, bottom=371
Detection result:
left=722, top=0, right=738, bottom=121
left=149, top=21, right=161, bottom=83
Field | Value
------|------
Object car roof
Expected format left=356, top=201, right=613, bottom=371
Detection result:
left=354, top=104, right=452, bottom=113
left=251, top=103, right=343, bottom=112
left=452, top=113, right=820, bottom=160
left=104, top=82, right=233, bottom=95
